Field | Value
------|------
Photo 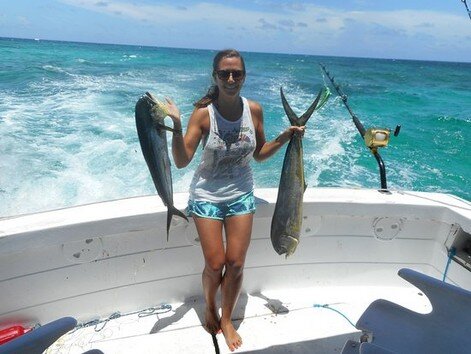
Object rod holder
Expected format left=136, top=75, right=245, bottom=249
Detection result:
left=319, top=63, right=400, bottom=190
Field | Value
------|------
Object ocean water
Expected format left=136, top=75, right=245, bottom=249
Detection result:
left=1, top=37, right=470, bottom=217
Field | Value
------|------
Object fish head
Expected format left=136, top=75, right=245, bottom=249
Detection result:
left=280, top=235, right=299, bottom=258
left=144, top=92, right=169, bottom=123
left=150, top=102, right=169, bottom=122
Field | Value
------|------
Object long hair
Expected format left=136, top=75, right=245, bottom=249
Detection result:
left=193, top=49, right=246, bottom=108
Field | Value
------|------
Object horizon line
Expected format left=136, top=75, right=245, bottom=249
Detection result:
left=1, top=36, right=470, bottom=65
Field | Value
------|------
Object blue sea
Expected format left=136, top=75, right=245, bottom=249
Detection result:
left=1, top=37, right=470, bottom=217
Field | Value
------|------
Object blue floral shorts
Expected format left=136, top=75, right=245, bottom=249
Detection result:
left=187, top=191, right=256, bottom=220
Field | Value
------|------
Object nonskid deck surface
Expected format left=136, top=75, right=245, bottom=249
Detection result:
left=45, top=285, right=431, bottom=354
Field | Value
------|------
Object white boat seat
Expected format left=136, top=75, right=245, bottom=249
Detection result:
left=342, top=268, right=471, bottom=354
left=0, top=317, right=101, bottom=354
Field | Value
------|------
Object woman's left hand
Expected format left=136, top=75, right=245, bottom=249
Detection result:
left=276, top=126, right=305, bottom=144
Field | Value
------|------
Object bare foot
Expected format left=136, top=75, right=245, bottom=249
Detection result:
left=220, top=319, right=242, bottom=352
left=204, top=307, right=221, bottom=334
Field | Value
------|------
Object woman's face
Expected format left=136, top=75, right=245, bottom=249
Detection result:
left=214, top=56, right=245, bottom=98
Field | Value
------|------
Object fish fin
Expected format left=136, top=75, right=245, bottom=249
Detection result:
left=166, top=207, right=189, bottom=241
left=298, top=87, right=329, bottom=126
left=316, top=86, right=331, bottom=110
left=280, top=87, right=299, bottom=126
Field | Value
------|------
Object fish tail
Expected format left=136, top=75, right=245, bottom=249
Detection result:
left=166, top=207, right=189, bottom=241
left=280, top=86, right=331, bottom=127
left=280, top=87, right=299, bottom=126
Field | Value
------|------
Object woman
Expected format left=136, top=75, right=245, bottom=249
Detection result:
left=165, top=49, right=304, bottom=352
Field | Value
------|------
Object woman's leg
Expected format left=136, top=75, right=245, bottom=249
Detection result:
left=193, top=216, right=225, bottom=334
left=220, top=213, right=253, bottom=351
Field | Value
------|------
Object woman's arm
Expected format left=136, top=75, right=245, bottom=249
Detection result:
left=250, top=100, right=304, bottom=162
left=165, top=98, right=209, bottom=169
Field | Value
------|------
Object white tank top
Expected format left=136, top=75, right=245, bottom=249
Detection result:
left=189, top=97, right=257, bottom=202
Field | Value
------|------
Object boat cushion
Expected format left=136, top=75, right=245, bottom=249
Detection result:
left=353, top=268, right=471, bottom=354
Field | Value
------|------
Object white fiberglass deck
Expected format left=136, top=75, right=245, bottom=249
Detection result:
left=1, top=188, right=470, bottom=353
left=45, top=284, right=433, bottom=353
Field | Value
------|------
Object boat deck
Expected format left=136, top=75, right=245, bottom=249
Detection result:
left=1, top=188, right=469, bottom=353
left=45, top=283, right=431, bottom=353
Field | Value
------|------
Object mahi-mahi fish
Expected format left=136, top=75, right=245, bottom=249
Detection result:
left=135, top=92, right=188, bottom=240
left=270, top=87, right=330, bottom=257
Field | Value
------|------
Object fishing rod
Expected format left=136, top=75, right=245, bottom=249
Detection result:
left=319, top=63, right=401, bottom=190
left=462, top=0, right=471, bottom=20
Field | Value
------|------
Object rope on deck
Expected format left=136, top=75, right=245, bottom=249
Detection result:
left=312, top=304, right=356, bottom=328
left=71, top=303, right=172, bottom=333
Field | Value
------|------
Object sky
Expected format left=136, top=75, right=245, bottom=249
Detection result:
left=1, top=0, right=470, bottom=62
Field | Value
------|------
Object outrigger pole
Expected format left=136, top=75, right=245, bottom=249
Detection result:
left=319, top=63, right=400, bottom=190
left=462, top=0, right=471, bottom=20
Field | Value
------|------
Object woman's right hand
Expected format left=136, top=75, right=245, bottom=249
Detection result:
left=276, top=126, right=305, bottom=144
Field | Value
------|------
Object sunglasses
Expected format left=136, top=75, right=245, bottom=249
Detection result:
left=215, top=69, right=245, bottom=81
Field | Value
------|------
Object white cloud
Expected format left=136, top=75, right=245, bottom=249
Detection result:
left=58, top=1, right=469, bottom=37
left=56, top=1, right=471, bottom=60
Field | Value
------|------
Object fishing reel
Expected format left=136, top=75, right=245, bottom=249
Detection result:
left=320, top=62, right=403, bottom=190
left=364, top=125, right=401, bottom=150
